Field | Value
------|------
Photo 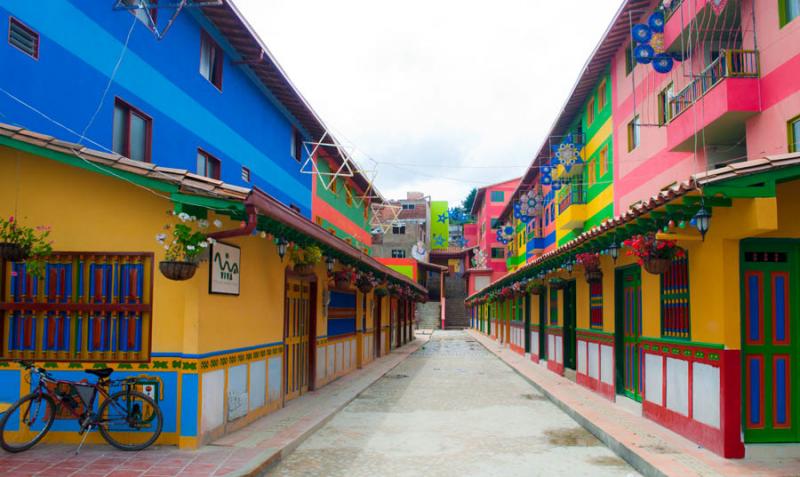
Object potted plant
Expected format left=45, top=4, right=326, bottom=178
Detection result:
left=156, top=213, right=209, bottom=281
left=525, top=280, right=545, bottom=295
left=374, top=285, right=389, bottom=297
left=0, top=216, right=53, bottom=277
left=333, top=269, right=353, bottom=289
left=624, top=233, right=684, bottom=275
left=289, top=244, right=322, bottom=275
left=510, top=282, right=524, bottom=297
left=576, top=252, right=602, bottom=283
left=356, top=271, right=379, bottom=293
left=548, top=277, right=566, bottom=290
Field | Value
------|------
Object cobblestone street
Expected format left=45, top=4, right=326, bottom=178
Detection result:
left=269, top=330, right=639, bottom=476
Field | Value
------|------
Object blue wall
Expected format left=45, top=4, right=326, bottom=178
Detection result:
left=0, top=1, right=312, bottom=216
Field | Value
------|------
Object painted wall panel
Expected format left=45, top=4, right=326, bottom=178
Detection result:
left=227, top=364, right=248, bottom=421
left=588, top=342, right=600, bottom=380
left=600, top=345, right=614, bottom=385
left=267, top=357, right=282, bottom=403
left=201, top=369, right=225, bottom=433
left=645, top=354, right=663, bottom=406
left=692, top=362, right=721, bottom=429
left=666, top=357, right=689, bottom=416
left=249, top=359, right=267, bottom=411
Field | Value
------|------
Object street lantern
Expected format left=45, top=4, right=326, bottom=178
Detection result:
left=694, top=207, right=711, bottom=240
left=326, top=256, right=336, bottom=273
left=276, top=238, right=289, bottom=261
left=565, top=260, right=573, bottom=274
left=608, top=241, right=619, bottom=262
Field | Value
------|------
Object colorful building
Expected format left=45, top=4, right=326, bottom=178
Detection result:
left=468, top=0, right=800, bottom=459
left=467, top=178, right=520, bottom=295
left=0, top=1, right=424, bottom=449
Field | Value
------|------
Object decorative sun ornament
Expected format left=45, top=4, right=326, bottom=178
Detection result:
left=631, top=11, right=683, bottom=74
left=495, top=223, right=514, bottom=245
left=551, top=134, right=584, bottom=177
left=514, top=189, right=544, bottom=223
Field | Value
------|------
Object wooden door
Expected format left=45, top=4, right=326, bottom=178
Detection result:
left=618, top=266, right=642, bottom=401
left=741, top=241, right=799, bottom=443
left=524, top=295, right=531, bottom=353
left=539, top=293, right=547, bottom=359
left=563, top=280, right=577, bottom=369
left=374, top=297, right=382, bottom=358
left=284, top=278, right=311, bottom=401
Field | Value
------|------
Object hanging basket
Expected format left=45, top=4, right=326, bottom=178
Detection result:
left=643, top=257, right=671, bottom=275
left=528, top=285, right=545, bottom=296
left=293, top=264, right=316, bottom=276
left=549, top=279, right=566, bottom=290
left=358, top=284, right=373, bottom=294
left=335, top=278, right=351, bottom=289
left=159, top=261, right=198, bottom=281
left=374, top=287, right=388, bottom=297
left=584, top=269, right=603, bottom=283
left=0, top=243, right=30, bottom=262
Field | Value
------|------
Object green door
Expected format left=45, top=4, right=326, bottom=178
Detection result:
left=524, top=295, right=531, bottom=353
left=563, top=280, right=577, bottom=369
left=617, top=266, right=642, bottom=401
left=539, top=293, right=547, bottom=359
left=741, top=240, right=800, bottom=443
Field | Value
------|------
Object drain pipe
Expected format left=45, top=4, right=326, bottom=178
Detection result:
left=208, top=204, right=258, bottom=240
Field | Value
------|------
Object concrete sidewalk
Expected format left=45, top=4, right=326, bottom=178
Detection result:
left=0, top=337, right=427, bottom=477
left=469, top=329, right=800, bottom=477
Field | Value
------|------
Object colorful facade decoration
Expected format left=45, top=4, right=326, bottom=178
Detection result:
left=429, top=201, right=450, bottom=250
left=0, top=1, right=425, bottom=449
left=468, top=0, right=800, bottom=460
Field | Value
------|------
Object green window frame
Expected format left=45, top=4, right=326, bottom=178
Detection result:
left=491, top=247, right=505, bottom=259
left=490, top=190, right=505, bottom=202
left=789, top=114, right=800, bottom=153
left=779, top=0, right=800, bottom=27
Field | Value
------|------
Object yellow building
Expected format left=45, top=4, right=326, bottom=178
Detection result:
left=0, top=124, right=424, bottom=448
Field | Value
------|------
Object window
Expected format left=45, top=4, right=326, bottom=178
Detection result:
left=8, top=18, right=38, bottom=59
left=329, top=178, right=338, bottom=193
left=1, top=253, right=153, bottom=362
left=661, top=254, right=690, bottom=339
left=587, top=159, right=596, bottom=187
left=401, top=203, right=416, bottom=210
left=790, top=115, right=800, bottom=152
left=491, top=247, right=504, bottom=259
left=113, top=99, right=152, bottom=162
left=391, top=249, right=406, bottom=258
left=392, top=224, right=406, bottom=235
left=199, top=31, right=223, bottom=90
left=196, top=149, right=220, bottom=179
left=241, top=166, right=250, bottom=182
left=490, top=190, right=505, bottom=202
left=290, top=129, right=303, bottom=162
left=625, top=44, right=634, bottom=76
left=627, top=116, right=640, bottom=151
left=658, top=83, right=674, bottom=125
left=480, top=222, right=486, bottom=236
left=586, top=97, right=595, bottom=126
left=598, top=145, right=609, bottom=177
left=597, top=79, right=607, bottom=111
left=490, top=218, right=501, bottom=229
left=780, top=0, right=800, bottom=26
left=590, top=281, right=603, bottom=329
left=315, top=216, right=323, bottom=226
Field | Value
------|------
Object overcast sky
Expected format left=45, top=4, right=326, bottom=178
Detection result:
left=235, top=0, right=622, bottom=206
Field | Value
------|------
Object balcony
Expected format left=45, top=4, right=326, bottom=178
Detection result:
left=556, top=183, right=586, bottom=230
left=667, top=50, right=760, bottom=152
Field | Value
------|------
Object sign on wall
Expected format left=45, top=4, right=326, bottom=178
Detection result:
left=210, top=242, right=240, bottom=295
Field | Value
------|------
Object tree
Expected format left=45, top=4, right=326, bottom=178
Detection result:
left=461, top=187, right=478, bottom=215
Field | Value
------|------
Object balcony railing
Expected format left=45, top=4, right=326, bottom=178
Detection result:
left=669, top=50, right=759, bottom=120
left=557, top=183, right=586, bottom=214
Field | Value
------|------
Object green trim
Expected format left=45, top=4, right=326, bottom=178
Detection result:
left=639, top=336, right=724, bottom=350
left=576, top=327, right=614, bottom=337
left=788, top=113, right=800, bottom=153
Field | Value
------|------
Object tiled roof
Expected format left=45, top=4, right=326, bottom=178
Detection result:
left=0, top=123, right=249, bottom=201
left=470, top=152, right=800, bottom=299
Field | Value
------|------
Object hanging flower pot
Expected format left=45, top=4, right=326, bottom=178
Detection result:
left=584, top=269, right=603, bottom=283
left=549, top=278, right=566, bottom=290
left=528, top=284, right=545, bottom=295
left=0, top=242, right=30, bottom=262
left=374, top=287, right=388, bottom=297
left=643, top=257, right=671, bottom=275
left=159, top=261, right=198, bottom=281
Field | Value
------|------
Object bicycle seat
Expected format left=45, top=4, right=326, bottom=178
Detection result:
left=85, top=368, right=114, bottom=379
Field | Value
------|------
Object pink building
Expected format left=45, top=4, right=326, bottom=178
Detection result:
left=466, top=178, right=521, bottom=294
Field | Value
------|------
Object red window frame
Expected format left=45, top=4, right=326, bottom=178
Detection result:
left=197, top=148, right=221, bottom=180
left=200, top=30, right=223, bottom=90
left=113, top=98, right=153, bottom=163
left=8, top=17, right=39, bottom=60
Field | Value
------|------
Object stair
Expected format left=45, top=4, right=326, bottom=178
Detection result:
left=444, top=274, right=468, bottom=329
left=417, top=302, right=442, bottom=330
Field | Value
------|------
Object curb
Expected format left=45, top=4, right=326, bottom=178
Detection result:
left=468, top=329, right=668, bottom=477
left=237, top=337, right=428, bottom=477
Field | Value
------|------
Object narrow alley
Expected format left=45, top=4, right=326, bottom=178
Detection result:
left=269, top=331, right=638, bottom=477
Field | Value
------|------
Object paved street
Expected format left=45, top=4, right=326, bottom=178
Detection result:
left=269, top=330, right=639, bottom=477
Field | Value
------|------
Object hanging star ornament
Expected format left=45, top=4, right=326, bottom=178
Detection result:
left=551, top=134, right=584, bottom=176
left=433, top=234, right=447, bottom=247
left=369, top=202, right=401, bottom=234
left=299, top=131, right=357, bottom=191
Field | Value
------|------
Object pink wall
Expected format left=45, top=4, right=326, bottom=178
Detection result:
left=463, top=223, right=478, bottom=249
left=475, top=178, right=520, bottom=276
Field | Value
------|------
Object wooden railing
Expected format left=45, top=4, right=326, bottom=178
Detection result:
left=669, top=50, right=759, bottom=120
left=0, top=253, right=153, bottom=362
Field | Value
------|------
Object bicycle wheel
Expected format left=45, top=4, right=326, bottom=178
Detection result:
left=0, top=392, right=56, bottom=453
left=97, top=390, right=162, bottom=451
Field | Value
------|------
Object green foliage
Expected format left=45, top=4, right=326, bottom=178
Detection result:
left=289, top=244, right=323, bottom=266
left=0, top=215, right=53, bottom=278
left=157, top=212, right=210, bottom=263
left=462, top=187, right=478, bottom=214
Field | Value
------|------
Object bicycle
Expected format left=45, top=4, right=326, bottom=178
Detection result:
left=0, top=361, right=163, bottom=453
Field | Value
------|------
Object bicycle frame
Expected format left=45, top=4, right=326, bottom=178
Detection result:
left=34, top=375, right=111, bottom=422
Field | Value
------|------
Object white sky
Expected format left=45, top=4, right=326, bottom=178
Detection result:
left=235, top=0, right=622, bottom=206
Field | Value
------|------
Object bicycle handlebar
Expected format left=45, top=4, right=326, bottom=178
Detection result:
left=17, top=360, right=48, bottom=377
